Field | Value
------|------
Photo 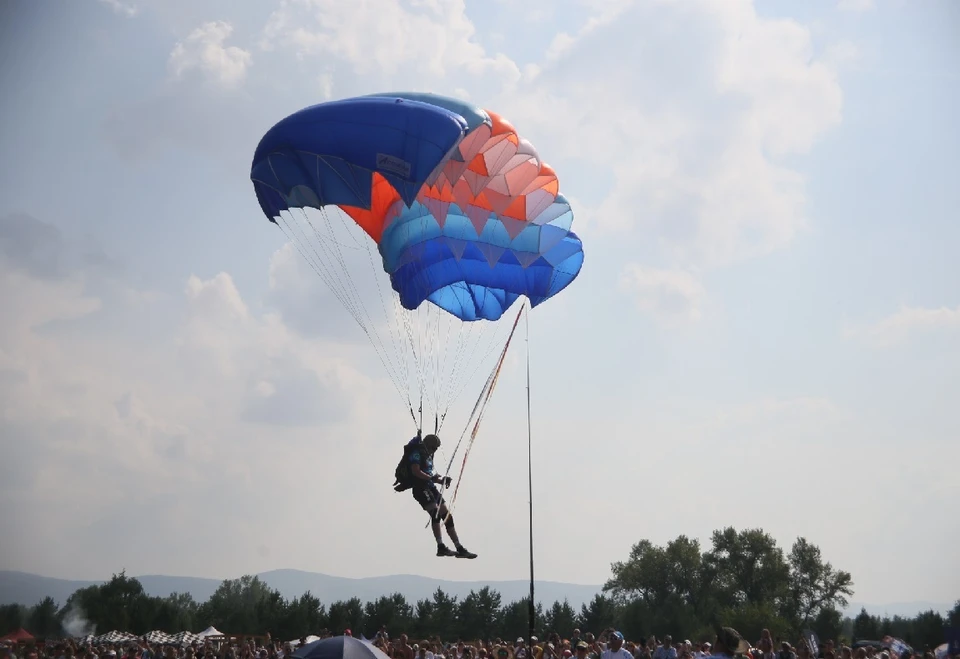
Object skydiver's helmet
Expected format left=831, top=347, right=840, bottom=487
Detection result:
left=422, top=434, right=441, bottom=452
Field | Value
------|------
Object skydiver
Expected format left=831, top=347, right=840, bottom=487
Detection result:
left=397, top=433, right=477, bottom=558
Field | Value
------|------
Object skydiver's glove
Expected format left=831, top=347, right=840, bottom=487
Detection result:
left=443, top=476, right=452, bottom=488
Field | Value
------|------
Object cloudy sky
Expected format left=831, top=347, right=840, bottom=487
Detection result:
left=1, top=0, right=958, bottom=607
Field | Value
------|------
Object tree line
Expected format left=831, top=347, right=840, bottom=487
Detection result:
left=2, top=528, right=957, bottom=651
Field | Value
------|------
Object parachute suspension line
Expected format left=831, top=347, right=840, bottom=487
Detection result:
left=525, top=299, right=535, bottom=644
left=318, top=220, right=410, bottom=401
left=441, top=322, right=487, bottom=431
left=426, top=322, right=507, bottom=529
left=297, top=209, right=367, bottom=328
left=444, top=317, right=512, bottom=424
left=394, top=301, right=421, bottom=432
left=416, top=304, right=426, bottom=410
left=433, top=302, right=452, bottom=434
left=289, top=209, right=362, bottom=325
left=277, top=214, right=357, bottom=323
left=395, top=201, right=505, bottom=434
left=279, top=211, right=373, bottom=345
left=429, top=217, right=514, bottom=432
left=432, top=304, right=441, bottom=423
left=441, top=319, right=483, bottom=423
left=432, top=303, right=441, bottom=434
left=277, top=210, right=409, bottom=408
left=443, top=303, right=525, bottom=518
left=334, top=205, right=413, bottom=406
left=309, top=207, right=401, bottom=376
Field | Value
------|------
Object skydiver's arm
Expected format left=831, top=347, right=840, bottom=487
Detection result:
left=410, top=464, right=440, bottom=482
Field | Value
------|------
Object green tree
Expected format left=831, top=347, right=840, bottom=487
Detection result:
left=152, top=593, right=198, bottom=633
left=255, top=588, right=288, bottom=636
left=810, top=607, right=844, bottom=645
left=543, top=600, right=578, bottom=638
left=947, top=600, right=960, bottom=627
left=0, top=604, right=27, bottom=634
left=64, top=570, right=152, bottom=633
left=617, top=599, right=653, bottom=641
left=500, top=598, right=543, bottom=641
left=363, top=594, right=414, bottom=638
left=457, top=588, right=502, bottom=640
left=878, top=616, right=896, bottom=638
left=704, top=528, right=790, bottom=609
left=852, top=608, right=881, bottom=641
left=27, top=597, right=61, bottom=637
left=604, top=535, right=711, bottom=637
left=909, top=610, right=944, bottom=650
left=578, top=595, right=620, bottom=636
left=414, top=589, right=458, bottom=640
left=197, top=575, right=283, bottom=634
left=718, top=602, right=791, bottom=646
left=413, top=598, right=435, bottom=639
left=278, top=592, right=327, bottom=640
left=784, top=538, right=854, bottom=631
left=606, top=537, right=708, bottom=612
left=328, top=598, right=364, bottom=636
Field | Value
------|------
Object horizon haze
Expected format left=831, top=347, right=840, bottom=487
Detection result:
left=0, top=570, right=952, bottom=622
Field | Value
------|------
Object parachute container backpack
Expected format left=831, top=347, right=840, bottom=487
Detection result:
left=393, top=436, right=423, bottom=492
left=249, top=93, right=585, bottom=500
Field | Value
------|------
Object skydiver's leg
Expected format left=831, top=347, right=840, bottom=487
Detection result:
left=430, top=511, right=444, bottom=543
left=437, top=501, right=476, bottom=559
left=436, top=502, right=459, bottom=544
left=415, top=486, right=455, bottom=556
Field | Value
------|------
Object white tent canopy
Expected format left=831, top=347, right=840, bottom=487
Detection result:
left=197, top=627, right=225, bottom=638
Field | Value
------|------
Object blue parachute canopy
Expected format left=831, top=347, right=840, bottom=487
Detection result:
left=250, top=96, right=468, bottom=218
left=249, top=93, right=583, bottom=323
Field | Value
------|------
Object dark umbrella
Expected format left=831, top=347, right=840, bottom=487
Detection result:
left=293, top=637, right=389, bottom=659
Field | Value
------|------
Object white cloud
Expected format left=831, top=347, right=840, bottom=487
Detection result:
left=264, top=242, right=357, bottom=340
left=824, top=40, right=862, bottom=70
left=260, top=0, right=521, bottom=95
left=494, top=0, right=843, bottom=269
left=846, top=305, right=960, bottom=348
left=619, top=264, right=705, bottom=323
left=0, top=215, right=404, bottom=577
left=318, top=72, right=334, bottom=99
left=99, top=0, right=138, bottom=17
left=168, top=21, right=252, bottom=89
left=122, top=0, right=846, bottom=326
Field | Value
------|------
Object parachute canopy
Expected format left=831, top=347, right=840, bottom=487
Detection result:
left=250, top=92, right=583, bottom=322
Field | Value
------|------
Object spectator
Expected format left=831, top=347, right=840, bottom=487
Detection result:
left=712, top=628, right=747, bottom=659
left=655, top=638, right=677, bottom=659
left=601, top=633, right=632, bottom=659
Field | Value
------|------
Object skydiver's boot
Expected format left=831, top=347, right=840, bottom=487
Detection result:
left=455, top=544, right=477, bottom=559
left=437, top=543, right=456, bottom=557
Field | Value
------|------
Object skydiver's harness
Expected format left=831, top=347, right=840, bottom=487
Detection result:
left=393, top=436, right=425, bottom=492
left=394, top=439, right=457, bottom=530
left=393, top=436, right=453, bottom=526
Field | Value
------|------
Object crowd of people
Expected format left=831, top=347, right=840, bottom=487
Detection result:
left=1, top=625, right=952, bottom=659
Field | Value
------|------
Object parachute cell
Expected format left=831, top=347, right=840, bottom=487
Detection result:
left=250, top=93, right=583, bottom=323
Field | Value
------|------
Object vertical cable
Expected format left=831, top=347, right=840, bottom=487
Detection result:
left=526, top=301, right=535, bottom=643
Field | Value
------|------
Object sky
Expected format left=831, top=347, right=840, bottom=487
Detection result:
left=1, top=0, right=958, bottom=608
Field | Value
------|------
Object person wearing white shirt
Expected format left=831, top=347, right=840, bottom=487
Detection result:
left=601, top=633, right=633, bottom=659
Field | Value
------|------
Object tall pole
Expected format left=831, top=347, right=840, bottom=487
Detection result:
left=525, top=303, right=535, bottom=643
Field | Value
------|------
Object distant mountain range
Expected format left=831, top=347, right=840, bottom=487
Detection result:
left=0, top=570, right=951, bottom=621
left=0, top=570, right=601, bottom=611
